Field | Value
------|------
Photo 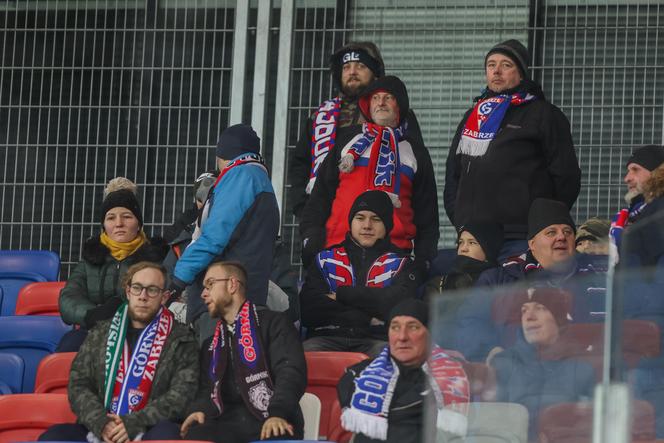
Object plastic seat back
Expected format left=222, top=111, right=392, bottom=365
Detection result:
left=15, top=281, right=66, bottom=316
left=0, top=317, right=71, bottom=392
left=538, top=400, right=655, bottom=443
left=446, top=402, right=529, bottom=443
left=299, top=392, right=321, bottom=440
left=34, top=352, right=76, bottom=394
left=0, top=272, right=48, bottom=316
left=304, top=351, right=369, bottom=440
left=0, top=250, right=60, bottom=281
left=0, top=353, right=24, bottom=394
left=0, top=393, right=75, bottom=442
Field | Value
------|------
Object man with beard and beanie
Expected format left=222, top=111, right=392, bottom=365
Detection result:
left=300, top=190, right=420, bottom=357
left=610, top=145, right=664, bottom=261
left=455, top=198, right=608, bottom=361
left=300, top=75, right=439, bottom=275
left=444, top=39, right=581, bottom=260
left=40, top=262, right=199, bottom=442
left=337, top=299, right=470, bottom=443
left=490, top=288, right=595, bottom=439
left=180, top=261, right=306, bottom=443
left=289, top=41, right=424, bottom=219
left=170, top=124, right=280, bottom=340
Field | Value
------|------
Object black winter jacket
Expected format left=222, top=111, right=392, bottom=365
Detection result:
left=188, top=308, right=306, bottom=434
left=300, top=235, right=419, bottom=340
left=444, top=80, right=581, bottom=239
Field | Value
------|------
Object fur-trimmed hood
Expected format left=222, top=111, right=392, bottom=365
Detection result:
left=81, top=234, right=169, bottom=265
left=644, top=163, right=664, bottom=203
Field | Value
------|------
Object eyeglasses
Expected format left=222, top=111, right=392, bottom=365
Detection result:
left=203, top=278, right=231, bottom=291
left=127, top=283, right=165, bottom=298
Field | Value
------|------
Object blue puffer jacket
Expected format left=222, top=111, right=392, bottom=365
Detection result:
left=455, top=253, right=608, bottom=361
left=491, top=337, right=595, bottom=439
left=174, top=154, right=279, bottom=319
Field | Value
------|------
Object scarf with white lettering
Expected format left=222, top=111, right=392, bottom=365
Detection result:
left=307, top=97, right=342, bottom=194
left=338, top=122, right=406, bottom=207
left=458, top=92, right=536, bottom=157
left=103, top=303, right=174, bottom=415
left=209, top=300, right=274, bottom=420
left=342, top=345, right=469, bottom=440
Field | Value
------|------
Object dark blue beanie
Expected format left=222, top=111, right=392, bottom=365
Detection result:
left=215, top=124, right=261, bottom=160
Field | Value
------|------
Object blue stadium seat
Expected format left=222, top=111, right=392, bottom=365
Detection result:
left=0, top=272, right=48, bottom=316
left=0, top=317, right=71, bottom=392
left=0, top=250, right=60, bottom=281
left=0, top=381, right=11, bottom=395
left=0, top=353, right=24, bottom=394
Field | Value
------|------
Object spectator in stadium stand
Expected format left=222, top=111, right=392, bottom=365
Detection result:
left=40, top=262, right=198, bottom=442
left=575, top=218, right=610, bottom=255
left=300, top=75, right=438, bottom=278
left=455, top=198, right=608, bottom=361
left=300, top=190, right=420, bottom=357
left=289, top=41, right=424, bottom=220
left=57, top=178, right=168, bottom=352
left=444, top=39, right=581, bottom=260
left=611, top=145, right=664, bottom=262
left=337, top=299, right=470, bottom=443
left=424, top=222, right=503, bottom=350
left=180, top=261, right=306, bottom=443
left=490, top=289, right=595, bottom=440
left=169, top=124, right=280, bottom=341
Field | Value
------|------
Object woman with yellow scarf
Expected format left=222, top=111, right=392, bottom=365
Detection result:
left=56, top=179, right=168, bottom=352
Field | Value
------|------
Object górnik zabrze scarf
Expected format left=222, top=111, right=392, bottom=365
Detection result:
left=103, top=303, right=174, bottom=415
left=342, top=345, right=470, bottom=440
left=458, top=91, right=536, bottom=157
left=209, top=300, right=275, bottom=420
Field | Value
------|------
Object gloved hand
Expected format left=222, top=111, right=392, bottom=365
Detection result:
left=83, top=296, right=124, bottom=329
left=166, top=278, right=187, bottom=306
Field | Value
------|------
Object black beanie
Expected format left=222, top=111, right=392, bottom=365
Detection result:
left=527, top=198, right=575, bottom=240
left=485, top=39, right=530, bottom=79
left=348, top=190, right=394, bottom=235
left=458, top=222, right=504, bottom=263
left=100, top=189, right=143, bottom=227
left=626, top=145, right=664, bottom=172
left=215, top=124, right=260, bottom=160
left=388, top=298, right=429, bottom=328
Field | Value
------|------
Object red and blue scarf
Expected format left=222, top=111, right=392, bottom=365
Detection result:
left=103, top=304, right=174, bottom=416
left=209, top=301, right=274, bottom=420
left=307, top=97, right=342, bottom=194
left=339, top=122, right=406, bottom=206
left=316, top=246, right=408, bottom=292
left=342, top=345, right=470, bottom=440
left=458, top=92, right=536, bottom=157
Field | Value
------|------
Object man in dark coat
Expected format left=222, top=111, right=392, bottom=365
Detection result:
left=41, top=262, right=199, bottom=442
left=181, top=261, right=306, bottom=443
left=289, top=41, right=424, bottom=219
left=455, top=198, right=607, bottom=361
left=338, top=299, right=469, bottom=443
left=301, top=190, right=420, bottom=357
left=444, top=39, right=581, bottom=259
left=300, top=75, right=439, bottom=273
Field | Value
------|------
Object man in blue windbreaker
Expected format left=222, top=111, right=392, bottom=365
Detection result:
left=170, top=124, right=279, bottom=337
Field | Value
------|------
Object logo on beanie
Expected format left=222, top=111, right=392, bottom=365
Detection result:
left=342, top=51, right=361, bottom=64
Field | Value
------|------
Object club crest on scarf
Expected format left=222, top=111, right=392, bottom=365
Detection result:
left=307, top=98, right=342, bottom=194
left=458, top=92, right=535, bottom=157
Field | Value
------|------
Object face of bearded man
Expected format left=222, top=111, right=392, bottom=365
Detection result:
left=341, top=61, right=374, bottom=97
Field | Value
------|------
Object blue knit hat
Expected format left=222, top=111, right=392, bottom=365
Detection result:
left=215, top=124, right=260, bottom=160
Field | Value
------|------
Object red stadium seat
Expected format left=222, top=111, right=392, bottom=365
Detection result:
left=538, top=400, right=655, bottom=443
left=0, top=393, right=75, bottom=443
left=15, top=281, right=65, bottom=316
left=304, top=351, right=369, bottom=441
left=34, top=352, right=76, bottom=394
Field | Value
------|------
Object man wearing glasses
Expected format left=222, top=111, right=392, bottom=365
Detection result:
left=40, top=262, right=199, bottom=443
left=181, top=261, right=306, bottom=443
